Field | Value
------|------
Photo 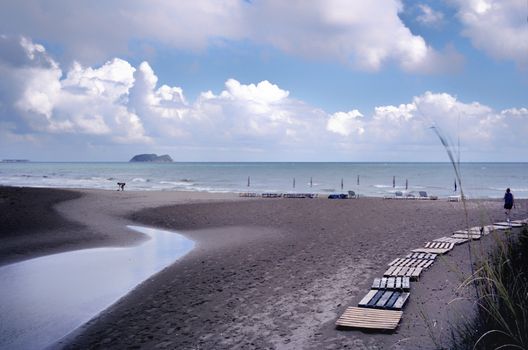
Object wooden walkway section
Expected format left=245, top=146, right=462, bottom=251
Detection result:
left=336, top=307, right=403, bottom=330
left=412, top=241, right=454, bottom=255
left=406, top=252, right=437, bottom=260
left=383, top=266, right=423, bottom=280
left=494, top=222, right=523, bottom=228
left=434, top=236, right=468, bottom=245
left=388, top=257, right=434, bottom=269
left=372, top=277, right=410, bottom=291
left=336, top=216, right=528, bottom=332
left=357, top=290, right=410, bottom=310
left=452, top=233, right=481, bottom=240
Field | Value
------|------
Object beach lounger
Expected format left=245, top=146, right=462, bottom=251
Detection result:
left=348, top=190, right=357, bottom=199
left=394, top=191, right=404, bottom=199
left=262, top=193, right=282, bottom=198
left=239, top=192, right=258, bottom=197
left=328, top=193, right=348, bottom=199
left=448, top=195, right=461, bottom=202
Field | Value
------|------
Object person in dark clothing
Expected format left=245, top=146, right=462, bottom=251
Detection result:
left=504, top=188, right=514, bottom=221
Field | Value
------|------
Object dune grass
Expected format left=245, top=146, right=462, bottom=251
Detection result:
left=452, top=226, right=528, bottom=349
left=430, top=124, right=528, bottom=349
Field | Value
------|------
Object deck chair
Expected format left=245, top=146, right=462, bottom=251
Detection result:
left=348, top=190, right=357, bottom=199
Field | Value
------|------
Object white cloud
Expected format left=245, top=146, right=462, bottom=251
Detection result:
left=451, top=0, right=528, bottom=67
left=1, top=36, right=527, bottom=161
left=416, top=4, right=444, bottom=26
left=0, top=0, right=461, bottom=73
left=327, top=110, right=364, bottom=136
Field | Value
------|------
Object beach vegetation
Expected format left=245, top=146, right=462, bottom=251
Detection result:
left=431, top=124, right=528, bottom=349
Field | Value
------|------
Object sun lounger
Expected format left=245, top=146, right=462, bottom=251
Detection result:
left=262, top=193, right=282, bottom=198
left=348, top=190, right=358, bottom=199
left=239, top=192, right=258, bottom=197
left=328, top=193, right=348, bottom=199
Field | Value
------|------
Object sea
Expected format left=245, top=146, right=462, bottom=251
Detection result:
left=1, top=162, right=527, bottom=199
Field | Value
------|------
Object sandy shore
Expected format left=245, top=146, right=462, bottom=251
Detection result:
left=1, top=186, right=526, bottom=349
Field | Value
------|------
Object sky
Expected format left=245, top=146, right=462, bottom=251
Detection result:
left=0, top=0, right=527, bottom=162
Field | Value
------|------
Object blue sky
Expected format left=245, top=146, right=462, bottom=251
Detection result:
left=0, top=1, right=527, bottom=161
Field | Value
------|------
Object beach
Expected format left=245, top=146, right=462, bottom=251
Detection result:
left=1, top=186, right=526, bottom=349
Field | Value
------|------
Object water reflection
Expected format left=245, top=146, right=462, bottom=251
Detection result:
left=0, top=225, right=194, bottom=350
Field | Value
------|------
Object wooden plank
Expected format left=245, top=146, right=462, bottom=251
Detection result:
left=376, top=291, right=394, bottom=308
left=336, top=307, right=403, bottom=330
left=395, top=277, right=402, bottom=289
left=399, top=267, right=409, bottom=276
left=385, top=291, right=401, bottom=309
left=388, top=257, right=401, bottom=266
left=490, top=225, right=509, bottom=230
left=422, top=260, right=434, bottom=269
left=384, top=266, right=396, bottom=276
left=402, top=277, right=410, bottom=290
left=387, top=277, right=395, bottom=289
left=372, top=278, right=381, bottom=289
left=358, top=290, right=378, bottom=307
left=452, top=233, right=481, bottom=240
left=410, top=267, right=423, bottom=278
left=392, top=292, right=410, bottom=310
left=367, top=290, right=385, bottom=307
left=393, top=266, right=403, bottom=275
left=412, top=247, right=452, bottom=254
left=494, top=222, right=523, bottom=228
left=380, top=277, right=387, bottom=289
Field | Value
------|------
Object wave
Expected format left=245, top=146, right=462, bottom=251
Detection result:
left=159, top=181, right=195, bottom=187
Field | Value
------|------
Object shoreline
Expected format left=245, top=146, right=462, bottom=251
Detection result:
left=1, top=186, right=526, bottom=349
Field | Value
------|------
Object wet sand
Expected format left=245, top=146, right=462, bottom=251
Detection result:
left=1, top=186, right=526, bottom=349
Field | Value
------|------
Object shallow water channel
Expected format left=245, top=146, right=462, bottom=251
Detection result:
left=0, top=225, right=194, bottom=350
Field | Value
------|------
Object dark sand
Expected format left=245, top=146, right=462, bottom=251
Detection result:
left=1, top=186, right=526, bottom=349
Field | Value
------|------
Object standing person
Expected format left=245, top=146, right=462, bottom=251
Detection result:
left=504, top=188, right=514, bottom=222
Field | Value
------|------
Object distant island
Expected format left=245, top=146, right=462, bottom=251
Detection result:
left=129, top=154, right=173, bottom=162
left=2, top=159, right=29, bottom=163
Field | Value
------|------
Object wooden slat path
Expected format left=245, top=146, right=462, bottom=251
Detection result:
left=434, top=236, right=468, bottom=245
left=489, top=225, right=510, bottom=231
left=358, top=289, right=410, bottom=310
left=372, top=277, right=411, bottom=291
left=512, top=219, right=528, bottom=225
left=452, top=233, right=481, bottom=240
left=494, top=222, right=523, bottom=228
left=424, top=242, right=455, bottom=250
left=412, top=247, right=452, bottom=254
left=384, top=266, right=423, bottom=280
left=336, top=307, right=403, bottom=330
left=405, top=252, right=437, bottom=260
left=388, top=258, right=434, bottom=269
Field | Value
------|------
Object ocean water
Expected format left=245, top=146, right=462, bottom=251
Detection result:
left=1, top=162, right=527, bottom=199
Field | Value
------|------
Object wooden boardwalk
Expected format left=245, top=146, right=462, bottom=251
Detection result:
left=336, top=307, right=403, bottom=330
left=336, top=217, right=528, bottom=331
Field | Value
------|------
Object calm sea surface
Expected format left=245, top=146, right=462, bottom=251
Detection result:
left=1, top=162, right=527, bottom=198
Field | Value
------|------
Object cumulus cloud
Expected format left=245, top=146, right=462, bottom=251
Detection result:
left=0, top=0, right=461, bottom=73
left=1, top=36, right=527, bottom=161
left=0, top=36, right=150, bottom=143
left=325, top=91, right=528, bottom=156
left=451, top=0, right=528, bottom=67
